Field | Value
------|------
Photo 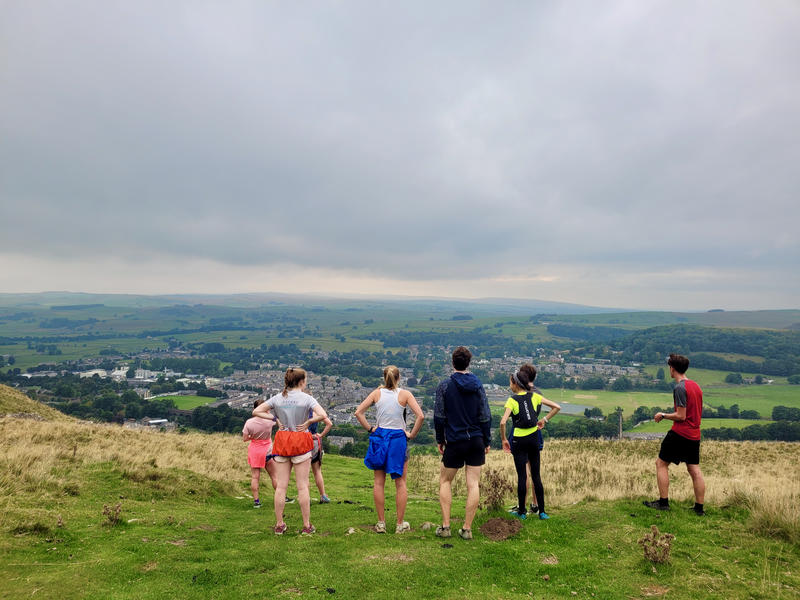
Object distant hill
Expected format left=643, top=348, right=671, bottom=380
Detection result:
left=0, top=384, right=66, bottom=420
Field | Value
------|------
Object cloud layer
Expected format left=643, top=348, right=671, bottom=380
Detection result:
left=1, top=1, right=798, bottom=309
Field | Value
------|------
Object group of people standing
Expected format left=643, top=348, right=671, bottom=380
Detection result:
left=242, top=347, right=706, bottom=536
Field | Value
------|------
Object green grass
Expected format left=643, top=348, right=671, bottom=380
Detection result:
left=171, top=396, right=214, bottom=410
left=632, top=418, right=771, bottom=433
left=2, top=454, right=798, bottom=599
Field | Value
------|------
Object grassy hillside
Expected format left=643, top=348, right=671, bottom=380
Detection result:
left=1, top=418, right=798, bottom=599
left=0, top=383, right=67, bottom=420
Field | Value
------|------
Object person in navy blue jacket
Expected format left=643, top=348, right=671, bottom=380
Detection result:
left=433, top=346, right=492, bottom=540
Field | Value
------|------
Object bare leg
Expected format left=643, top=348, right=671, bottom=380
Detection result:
left=265, top=459, right=278, bottom=490
left=656, top=458, right=670, bottom=499
left=394, top=461, right=409, bottom=525
left=373, top=470, right=387, bottom=522
left=311, top=462, right=326, bottom=496
left=464, top=465, right=482, bottom=530
left=273, top=459, right=292, bottom=526
left=439, top=466, right=458, bottom=527
left=293, top=459, right=312, bottom=528
left=250, top=467, right=261, bottom=501
left=687, top=464, right=705, bottom=504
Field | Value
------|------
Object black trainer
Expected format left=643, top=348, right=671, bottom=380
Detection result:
left=690, top=505, right=705, bottom=516
left=643, top=500, right=670, bottom=511
left=530, top=504, right=539, bottom=514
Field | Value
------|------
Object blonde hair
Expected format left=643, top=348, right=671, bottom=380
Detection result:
left=382, top=365, right=400, bottom=390
left=282, top=367, right=307, bottom=396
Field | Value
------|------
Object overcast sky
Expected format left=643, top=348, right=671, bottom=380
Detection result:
left=1, top=1, right=798, bottom=310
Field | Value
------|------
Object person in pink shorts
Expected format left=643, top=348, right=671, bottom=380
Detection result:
left=242, top=398, right=277, bottom=509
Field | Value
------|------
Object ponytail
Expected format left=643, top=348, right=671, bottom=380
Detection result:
left=282, top=367, right=307, bottom=396
left=382, top=365, right=400, bottom=390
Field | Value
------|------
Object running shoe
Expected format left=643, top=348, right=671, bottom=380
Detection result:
left=530, top=504, right=539, bottom=514
left=538, top=512, right=550, bottom=520
left=300, top=525, right=316, bottom=535
left=320, top=494, right=331, bottom=504
left=375, top=521, right=386, bottom=534
left=458, top=528, right=473, bottom=540
left=435, top=525, right=452, bottom=538
left=395, top=521, right=411, bottom=534
left=689, top=505, right=705, bottom=516
left=273, top=523, right=288, bottom=535
left=643, top=500, right=670, bottom=511
left=285, top=496, right=295, bottom=504
left=253, top=499, right=261, bottom=509
left=509, top=510, right=527, bottom=520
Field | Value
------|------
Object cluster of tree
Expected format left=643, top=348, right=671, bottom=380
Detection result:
left=54, top=390, right=176, bottom=422
left=724, top=373, right=768, bottom=384
left=772, top=406, right=800, bottom=421
left=542, top=418, right=620, bottom=439
left=702, top=404, right=760, bottom=419
left=184, top=404, right=250, bottom=433
left=788, top=375, right=800, bottom=384
left=612, top=324, right=800, bottom=376
left=137, top=357, right=222, bottom=376
left=703, top=422, right=800, bottom=441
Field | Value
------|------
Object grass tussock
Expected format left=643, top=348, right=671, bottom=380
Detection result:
left=407, top=439, right=800, bottom=542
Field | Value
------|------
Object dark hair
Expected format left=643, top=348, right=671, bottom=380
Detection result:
left=451, top=346, right=472, bottom=371
left=519, top=363, right=537, bottom=387
left=383, top=365, right=400, bottom=390
left=253, top=398, right=265, bottom=409
left=511, top=366, right=535, bottom=391
left=667, top=353, right=689, bottom=374
left=282, top=367, right=307, bottom=396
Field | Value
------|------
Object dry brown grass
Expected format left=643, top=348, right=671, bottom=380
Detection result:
left=407, top=439, right=800, bottom=541
left=0, top=416, right=246, bottom=503
left=0, top=384, right=67, bottom=420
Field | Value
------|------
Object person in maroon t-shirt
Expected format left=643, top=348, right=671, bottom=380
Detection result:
left=644, top=353, right=706, bottom=516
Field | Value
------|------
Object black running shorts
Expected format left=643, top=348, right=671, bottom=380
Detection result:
left=442, top=437, right=486, bottom=469
left=659, top=430, right=700, bottom=465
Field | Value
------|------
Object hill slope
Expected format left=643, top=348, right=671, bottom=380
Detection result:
left=1, top=417, right=798, bottom=599
left=0, top=383, right=68, bottom=420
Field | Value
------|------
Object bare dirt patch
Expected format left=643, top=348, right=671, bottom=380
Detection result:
left=190, top=524, right=217, bottom=531
left=479, top=517, right=522, bottom=541
left=541, top=555, right=559, bottom=565
left=166, top=539, right=187, bottom=546
left=641, top=585, right=669, bottom=596
left=141, top=561, right=158, bottom=572
left=364, top=553, right=414, bottom=563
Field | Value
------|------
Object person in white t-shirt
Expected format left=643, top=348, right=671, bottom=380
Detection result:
left=253, top=367, right=328, bottom=535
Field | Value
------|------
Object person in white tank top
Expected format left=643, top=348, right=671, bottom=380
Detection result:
left=355, top=365, right=425, bottom=534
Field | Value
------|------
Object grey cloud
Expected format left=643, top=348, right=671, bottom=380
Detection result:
left=1, top=1, right=798, bottom=296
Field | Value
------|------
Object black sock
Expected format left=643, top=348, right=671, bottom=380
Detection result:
left=694, top=502, right=703, bottom=510
left=659, top=498, right=669, bottom=507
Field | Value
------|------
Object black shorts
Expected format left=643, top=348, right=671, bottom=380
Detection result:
left=442, top=437, right=486, bottom=469
left=659, top=430, right=700, bottom=465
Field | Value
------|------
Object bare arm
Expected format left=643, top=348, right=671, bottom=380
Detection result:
left=499, top=407, right=513, bottom=453
left=355, top=389, right=380, bottom=432
left=401, top=391, right=425, bottom=439
left=537, top=397, right=561, bottom=429
left=655, top=405, right=686, bottom=423
left=319, top=416, right=333, bottom=437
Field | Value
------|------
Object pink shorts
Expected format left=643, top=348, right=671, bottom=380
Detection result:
left=248, top=439, right=272, bottom=468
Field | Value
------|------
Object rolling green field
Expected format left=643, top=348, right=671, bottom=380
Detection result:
left=632, top=418, right=771, bottom=433
left=170, top=395, right=215, bottom=410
